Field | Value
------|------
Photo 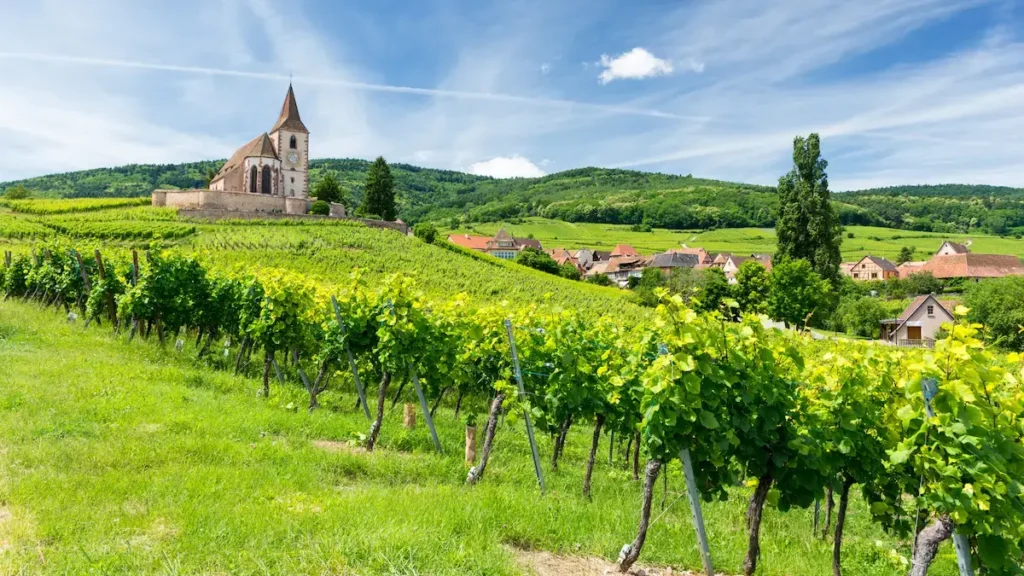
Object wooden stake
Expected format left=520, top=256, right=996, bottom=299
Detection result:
left=94, top=250, right=117, bottom=325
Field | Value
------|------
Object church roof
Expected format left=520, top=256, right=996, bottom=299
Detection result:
left=211, top=133, right=278, bottom=183
left=270, top=84, right=309, bottom=134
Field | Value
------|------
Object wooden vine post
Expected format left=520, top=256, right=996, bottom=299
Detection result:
left=72, top=249, right=91, bottom=317
left=93, top=250, right=117, bottom=326
left=504, top=319, right=546, bottom=493
left=331, top=296, right=371, bottom=420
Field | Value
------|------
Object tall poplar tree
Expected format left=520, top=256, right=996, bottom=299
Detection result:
left=775, top=134, right=843, bottom=282
left=360, top=156, right=397, bottom=221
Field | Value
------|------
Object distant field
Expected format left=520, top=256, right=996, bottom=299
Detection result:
left=447, top=218, right=1024, bottom=261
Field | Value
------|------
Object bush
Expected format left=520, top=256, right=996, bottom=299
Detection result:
left=558, top=262, right=581, bottom=281
left=413, top=222, right=438, bottom=244
left=3, top=185, right=30, bottom=200
left=513, top=247, right=560, bottom=275
left=834, top=295, right=890, bottom=338
left=586, top=273, right=612, bottom=286
left=630, top=222, right=653, bottom=232
left=310, top=200, right=330, bottom=216
left=847, top=232, right=854, bottom=239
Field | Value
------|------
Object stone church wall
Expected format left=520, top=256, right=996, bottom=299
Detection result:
left=152, top=189, right=309, bottom=214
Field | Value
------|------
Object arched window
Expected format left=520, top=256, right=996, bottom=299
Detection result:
left=289, top=135, right=297, bottom=149
left=249, top=166, right=258, bottom=193
left=261, top=166, right=272, bottom=195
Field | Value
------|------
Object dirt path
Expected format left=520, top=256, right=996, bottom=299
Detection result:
left=511, top=546, right=700, bottom=576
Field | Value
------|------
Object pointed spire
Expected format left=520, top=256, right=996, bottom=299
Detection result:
left=271, top=83, right=309, bottom=134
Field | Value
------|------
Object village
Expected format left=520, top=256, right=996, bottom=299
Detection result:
left=449, top=229, right=1024, bottom=348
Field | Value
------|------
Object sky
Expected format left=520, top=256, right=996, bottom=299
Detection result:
left=0, top=0, right=1023, bottom=190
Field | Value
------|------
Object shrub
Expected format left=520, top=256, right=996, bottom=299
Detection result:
left=413, top=222, right=438, bottom=244
left=310, top=200, right=330, bottom=216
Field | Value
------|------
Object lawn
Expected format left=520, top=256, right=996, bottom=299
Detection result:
left=446, top=218, right=1024, bottom=261
left=0, top=300, right=957, bottom=575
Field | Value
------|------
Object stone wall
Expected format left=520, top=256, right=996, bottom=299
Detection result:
left=152, top=189, right=306, bottom=214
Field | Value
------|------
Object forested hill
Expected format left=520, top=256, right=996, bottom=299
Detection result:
left=4, top=159, right=1024, bottom=234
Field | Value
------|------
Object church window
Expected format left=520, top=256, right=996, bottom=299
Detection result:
left=249, top=166, right=258, bottom=193
left=289, top=135, right=297, bottom=149
left=261, top=166, right=272, bottom=195
left=290, top=177, right=295, bottom=183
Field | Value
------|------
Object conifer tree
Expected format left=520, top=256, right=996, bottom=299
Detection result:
left=360, top=157, right=396, bottom=221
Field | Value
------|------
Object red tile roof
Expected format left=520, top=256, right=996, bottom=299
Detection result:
left=610, top=244, right=639, bottom=257
left=447, top=234, right=490, bottom=250
left=920, top=254, right=1024, bottom=279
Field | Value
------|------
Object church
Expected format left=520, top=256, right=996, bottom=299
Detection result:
left=153, top=85, right=342, bottom=216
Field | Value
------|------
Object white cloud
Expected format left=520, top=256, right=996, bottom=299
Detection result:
left=598, top=47, right=673, bottom=84
left=468, top=155, right=546, bottom=178
left=540, top=62, right=551, bottom=75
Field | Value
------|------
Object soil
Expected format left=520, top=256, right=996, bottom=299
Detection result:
left=311, top=439, right=367, bottom=454
left=510, top=546, right=699, bottom=576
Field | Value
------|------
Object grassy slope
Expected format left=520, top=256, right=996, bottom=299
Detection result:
left=0, top=301, right=956, bottom=575
left=447, top=217, right=1024, bottom=260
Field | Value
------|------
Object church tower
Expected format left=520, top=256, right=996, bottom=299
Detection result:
left=269, top=84, right=310, bottom=199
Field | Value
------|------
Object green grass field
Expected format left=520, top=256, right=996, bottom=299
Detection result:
left=447, top=218, right=1024, bottom=261
left=0, top=301, right=959, bottom=575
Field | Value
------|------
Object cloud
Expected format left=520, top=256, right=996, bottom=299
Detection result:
left=468, top=155, right=546, bottom=178
left=598, top=47, right=673, bottom=84
left=540, top=62, right=551, bottom=75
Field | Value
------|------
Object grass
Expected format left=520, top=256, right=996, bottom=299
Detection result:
left=446, top=218, right=1024, bottom=261
left=0, top=300, right=958, bottom=575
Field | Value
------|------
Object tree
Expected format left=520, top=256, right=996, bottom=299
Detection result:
left=558, top=262, right=582, bottom=281
left=202, top=167, right=218, bottom=188
left=632, top=267, right=666, bottom=306
left=513, top=247, right=559, bottom=275
left=696, top=267, right=730, bottom=313
left=775, top=134, right=843, bottom=283
left=586, top=273, right=612, bottom=286
left=767, top=259, right=832, bottom=327
left=413, top=222, right=438, bottom=244
left=3, top=185, right=30, bottom=199
left=834, top=295, right=889, bottom=338
left=903, top=271, right=942, bottom=296
left=312, top=172, right=344, bottom=205
left=964, top=276, right=1024, bottom=350
left=360, top=156, right=396, bottom=221
left=733, top=260, right=770, bottom=314
left=310, top=200, right=330, bottom=215
left=896, top=246, right=915, bottom=265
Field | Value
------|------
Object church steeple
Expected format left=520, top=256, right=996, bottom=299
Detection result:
left=270, top=83, right=309, bottom=134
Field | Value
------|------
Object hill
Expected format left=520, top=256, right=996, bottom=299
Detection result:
left=5, top=160, right=1024, bottom=235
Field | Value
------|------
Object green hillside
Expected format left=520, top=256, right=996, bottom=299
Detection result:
left=5, top=159, right=1024, bottom=235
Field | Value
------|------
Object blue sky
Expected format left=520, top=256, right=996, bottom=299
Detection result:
left=0, top=0, right=1022, bottom=189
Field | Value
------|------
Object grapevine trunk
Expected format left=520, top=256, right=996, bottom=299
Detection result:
left=618, top=458, right=661, bottom=573
left=366, top=371, right=392, bottom=451
left=743, top=472, right=774, bottom=576
left=583, top=414, right=605, bottom=499
left=833, top=478, right=853, bottom=576
left=467, top=392, right=504, bottom=485
left=909, top=516, right=952, bottom=576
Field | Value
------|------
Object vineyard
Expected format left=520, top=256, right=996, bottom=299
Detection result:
left=1, top=197, right=151, bottom=215
left=2, top=238, right=1021, bottom=576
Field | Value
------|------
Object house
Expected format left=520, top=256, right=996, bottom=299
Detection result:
left=711, top=252, right=732, bottom=268
left=669, top=245, right=714, bottom=267
left=603, top=257, right=646, bottom=287
left=751, top=253, right=773, bottom=272
left=447, top=228, right=542, bottom=260
left=918, top=253, right=1024, bottom=280
left=846, top=255, right=899, bottom=281
left=644, top=252, right=699, bottom=275
left=897, top=261, right=927, bottom=278
left=936, top=241, right=970, bottom=256
left=880, top=294, right=954, bottom=347
left=547, top=248, right=584, bottom=273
